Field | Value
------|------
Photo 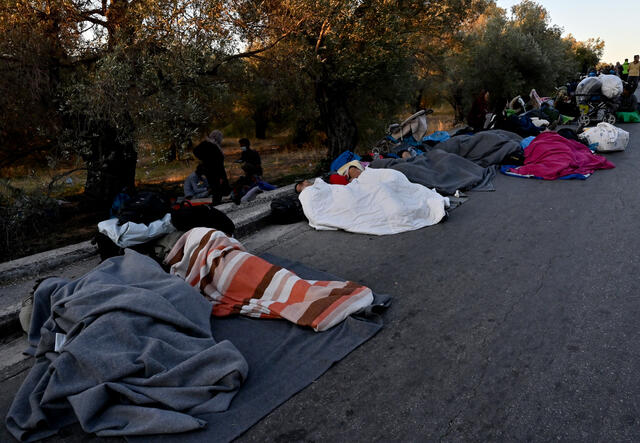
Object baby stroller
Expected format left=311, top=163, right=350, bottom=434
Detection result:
left=373, top=109, right=433, bottom=156
left=574, top=76, right=620, bottom=126
left=575, top=95, right=618, bottom=126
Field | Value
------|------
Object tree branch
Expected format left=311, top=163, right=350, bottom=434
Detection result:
left=201, top=18, right=305, bottom=75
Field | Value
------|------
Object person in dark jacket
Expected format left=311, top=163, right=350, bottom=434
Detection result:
left=193, top=130, right=230, bottom=204
left=237, top=138, right=263, bottom=177
left=619, top=85, right=639, bottom=112
left=467, top=90, right=490, bottom=132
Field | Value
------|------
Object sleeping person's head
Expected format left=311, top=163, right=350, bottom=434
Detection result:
left=295, top=179, right=314, bottom=194
left=348, top=166, right=362, bottom=181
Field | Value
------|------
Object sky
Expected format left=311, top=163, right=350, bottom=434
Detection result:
left=494, top=0, right=639, bottom=63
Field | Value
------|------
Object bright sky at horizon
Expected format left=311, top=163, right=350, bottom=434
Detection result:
left=494, top=0, right=639, bottom=63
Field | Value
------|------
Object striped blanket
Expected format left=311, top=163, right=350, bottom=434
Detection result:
left=164, top=228, right=374, bottom=331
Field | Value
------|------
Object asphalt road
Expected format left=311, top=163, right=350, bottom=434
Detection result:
left=236, top=123, right=640, bottom=441
left=3, top=121, right=640, bottom=442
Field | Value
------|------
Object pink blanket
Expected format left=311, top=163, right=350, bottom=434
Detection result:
left=508, top=132, right=615, bottom=180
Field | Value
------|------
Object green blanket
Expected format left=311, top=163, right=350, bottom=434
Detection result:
left=616, top=111, right=640, bottom=123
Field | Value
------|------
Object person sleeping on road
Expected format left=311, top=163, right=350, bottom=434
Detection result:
left=296, top=167, right=449, bottom=235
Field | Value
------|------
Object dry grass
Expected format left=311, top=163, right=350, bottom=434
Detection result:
left=2, top=112, right=456, bottom=198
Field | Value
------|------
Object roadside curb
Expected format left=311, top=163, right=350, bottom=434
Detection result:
left=0, top=184, right=298, bottom=336
left=0, top=241, right=97, bottom=286
left=0, top=184, right=296, bottom=284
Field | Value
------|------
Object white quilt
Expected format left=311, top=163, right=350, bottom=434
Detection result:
left=299, top=168, right=449, bottom=235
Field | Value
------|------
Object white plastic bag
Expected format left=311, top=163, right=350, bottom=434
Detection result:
left=579, top=122, right=629, bottom=152
left=599, top=74, right=623, bottom=99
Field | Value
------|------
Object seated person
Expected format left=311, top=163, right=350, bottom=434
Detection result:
left=296, top=167, right=449, bottom=235
left=619, top=86, right=639, bottom=112
left=231, top=163, right=277, bottom=204
left=237, top=138, right=263, bottom=176
left=183, top=164, right=210, bottom=199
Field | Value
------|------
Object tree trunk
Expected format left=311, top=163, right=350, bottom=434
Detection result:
left=315, top=81, right=358, bottom=160
left=448, top=88, right=466, bottom=124
left=83, top=121, right=137, bottom=208
left=166, top=141, right=178, bottom=162
left=254, top=110, right=268, bottom=139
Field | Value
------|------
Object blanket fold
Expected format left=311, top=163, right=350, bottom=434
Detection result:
left=369, top=149, right=496, bottom=195
left=435, top=129, right=523, bottom=167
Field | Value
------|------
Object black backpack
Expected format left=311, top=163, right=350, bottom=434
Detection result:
left=117, top=192, right=171, bottom=226
left=170, top=203, right=235, bottom=237
left=270, top=194, right=306, bottom=224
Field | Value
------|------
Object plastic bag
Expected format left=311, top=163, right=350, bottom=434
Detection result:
left=579, top=122, right=629, bottom=152
left=599, top=74, right=623, bottom=99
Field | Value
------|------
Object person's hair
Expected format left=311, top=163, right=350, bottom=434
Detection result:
left=195, top=163, right=206, bottom=177
left=239, top=138, right=250, bottom=148
left=295, top=180, right=306, bottom=194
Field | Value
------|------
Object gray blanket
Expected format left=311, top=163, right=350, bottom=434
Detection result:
left=369, top=149, right=496, bottom=195
left=435, top=129, right=523, bottom=167
left=7, top=252, right=388, bottom=443
left=133, top=252, right=390, bottom=443
left=6, top=250, right=249, bottom=442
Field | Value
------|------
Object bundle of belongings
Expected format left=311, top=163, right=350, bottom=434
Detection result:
left=7, top=229, right=390, bottom=442
left=501, top=132, right=615, bottom=180
left=574, top=75, right=622, bottom=126
left=579, top=123, right=630, bottom=153
left=95, top=190, right=235, bottom=261
left=497, top=90, right=575, bottom=137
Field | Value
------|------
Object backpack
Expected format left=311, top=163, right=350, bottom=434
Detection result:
left=330, top=151, right=361, bottom=173
left=117, top=192, right=171, bottom=226
left=170, top=203, right=235, bottom=236
left=270, top=194, right=306, bottom=224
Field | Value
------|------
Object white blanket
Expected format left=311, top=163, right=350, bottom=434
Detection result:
left=299, top=168, right=449, bottom=235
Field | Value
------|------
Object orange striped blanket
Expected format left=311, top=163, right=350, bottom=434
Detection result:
left=164, top=228, right=374, bottom=331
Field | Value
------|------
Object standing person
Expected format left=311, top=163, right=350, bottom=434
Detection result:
left=616, top=61, right=623, bottom=77
left=193, top=130, right=230, bottom=204
left=467, top=90, right=490, bottom=132
left=622, top=58, right=630, bottom=82
left=628, top=55, right=640, bottom=92
left=237, top=138, right=263, bottom=176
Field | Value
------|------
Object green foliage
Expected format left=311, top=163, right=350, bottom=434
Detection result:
left=0, top=181, right=60, bottom=260
left=567, top=36, right=604, bottom=74
left=437, top=0, right=595, bottom=119
left=1, top=0, right=605, bottom=174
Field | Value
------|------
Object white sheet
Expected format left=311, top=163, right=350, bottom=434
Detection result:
left=98, top=213, right=176, bottom=247
left=298, top=168, right=449, bottom=235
